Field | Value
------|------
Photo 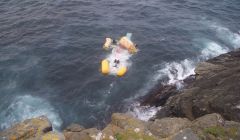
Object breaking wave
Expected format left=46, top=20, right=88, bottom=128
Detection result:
left=154, top=24, right=236, bottom=89
left=210, top=23, right=240, bottom=49
left=156, top=59, right=195, bottom=89
left=200, top=41, right=229, bottom=60
left=0, top=95, right=62, bottom=130
left=130, top=24, right=239, bottom=121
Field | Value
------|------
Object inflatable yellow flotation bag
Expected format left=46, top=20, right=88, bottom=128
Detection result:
left=103, top=38, right=113, bottom=50
left=119, top=36, right=138, bottom=54
left=117, top=66, right=127, bottom=77
left=101, top=59, right=110, bottom=75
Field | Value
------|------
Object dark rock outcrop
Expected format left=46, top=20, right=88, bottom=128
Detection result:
left=140, top=74, right=195, bottom=107
left=163, top=49, right=240, bottom=122
left=140, top=84, right=179, bottom=107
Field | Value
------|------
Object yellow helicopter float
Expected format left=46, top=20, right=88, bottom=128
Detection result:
left=101, top=33, right=138, bottom=77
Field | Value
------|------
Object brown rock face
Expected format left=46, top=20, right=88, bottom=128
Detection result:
left=111, top=113, right=147, bottom=130
left=41, top=132, right=65, bottom=140
left=64, top=124, right=85, bottom=132
left=164, top=49, right=240, bottom=122
left=102, top=113, right=158, bottom=140
left=147, top=117, right=191, bottom=138
left=191, top=113, right=225, bottom=130
left=2, top=113, right=240, bottom=140
left=0, top=116, right=52, bottom=140
left=63, top=124, right=100, bottom=140
left=169, top=128, right=200, bottom=140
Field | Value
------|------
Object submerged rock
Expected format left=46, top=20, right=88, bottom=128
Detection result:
left=164, top=49, right=240, bottom=122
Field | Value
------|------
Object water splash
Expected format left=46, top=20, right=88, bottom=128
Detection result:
left=0, top=95, right=62, bottom=130
left=157, top=59, right=195, bottom=89
left=127, top=102, right=161, bottom=121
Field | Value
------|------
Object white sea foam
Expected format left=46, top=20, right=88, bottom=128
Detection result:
left=200, top=41, right=229, bottom=59
left=156, top=59, right=195, bottom=89
left=128, top=102, right=161, bottom=121
left=0, top=95, right=62, bottom=130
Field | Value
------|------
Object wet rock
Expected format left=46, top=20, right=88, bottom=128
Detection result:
left=140, top=84, right=179, bottom=107
left=147, top=117, right=191, bottom=138
left=0, top=116, right=52, bottom=140
left=182, top=74, right=196, bottom=85
left=164, top=50, right=240, bottom=122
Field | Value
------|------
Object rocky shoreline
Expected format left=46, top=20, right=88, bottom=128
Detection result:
left=1, top=113, right=240, bottom=140
left=1, top=49, right=240, bottom=140
left=156, top=49, right=240, bottom=122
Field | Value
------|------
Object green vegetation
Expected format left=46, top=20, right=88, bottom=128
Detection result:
left=203, top=126, right=238, bottom=139
left=114, top=129, right=156, bottom=140
left=204, top=126, right=225, bottom=137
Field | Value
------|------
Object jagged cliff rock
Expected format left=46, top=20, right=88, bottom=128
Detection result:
left=64, top=113, right=240, bottom=140
left=2, top=113, right=240, bottom=140
left=162, top=49, right=240, bottom=122
left=0, top=116, right=64, bottom=140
